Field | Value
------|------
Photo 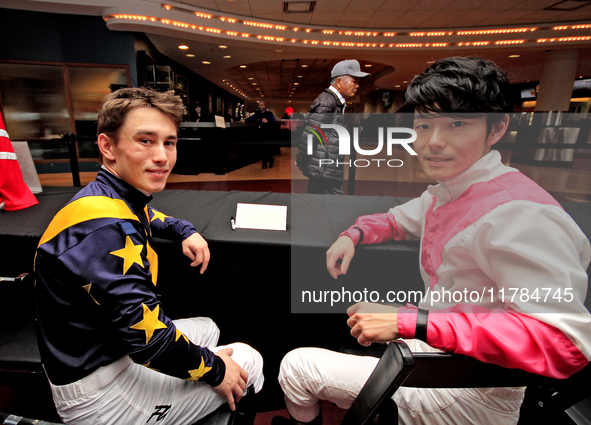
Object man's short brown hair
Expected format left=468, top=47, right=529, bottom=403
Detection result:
left=97, top=87, right=184, bottom=141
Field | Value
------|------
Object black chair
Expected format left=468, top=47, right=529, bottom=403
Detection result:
left=341, top=341, right=415, bottom=425
left=342, top=341, right=591, bottom=425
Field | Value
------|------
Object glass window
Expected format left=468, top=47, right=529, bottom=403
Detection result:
left=0, top=63, right=70, bottom=141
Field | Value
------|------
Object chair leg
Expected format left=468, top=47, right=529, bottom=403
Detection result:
left=234, top=387, right=258, bottom=425
left=377, top=398, right=398, bottom=425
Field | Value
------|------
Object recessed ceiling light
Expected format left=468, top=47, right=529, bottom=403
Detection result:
left=240, top=65, right=247, bottom=68
left=276, top=50, right=283, bottom=52
left=509, top=54, right=520, bottom=58
left=395, top=85, right=401, bottom=88
left=248, top=77, right=254, bottom=80
left=297, top=75, right=303, bottom=78
left=294, top=82, right=299, bottom=85
left=219, top=45, right=228, bottom=49
left=202, top=61, right=211, bottom=65
left=364, top=64, right=372, bottom=67
left=301, top=64, right=308, bottom=67
left=186, top=54, right=195, bottom=57
left=223, top=55, right=231, bottom=58
left=403, top=80, right=408, bottom=83
left=427, top=60, right=435, bottom=64
left=178, top=45, right=189, bottom=50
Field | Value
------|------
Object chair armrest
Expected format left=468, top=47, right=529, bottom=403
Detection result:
left=341, top=342, right=414, bottom=425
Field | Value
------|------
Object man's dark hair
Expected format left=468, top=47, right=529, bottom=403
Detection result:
left=399, top=57, right=512, bottom=128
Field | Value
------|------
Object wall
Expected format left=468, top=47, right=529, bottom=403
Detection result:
left=0, top=7, right=137, bottom=86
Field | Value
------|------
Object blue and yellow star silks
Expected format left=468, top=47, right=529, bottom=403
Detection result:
left=110, top=236, right=145, bottom=275
left=188, top=357, right=213, bottom=381
left=130, top=303, right=167, bottom=344
left=34, top=169, right=225, bottom=387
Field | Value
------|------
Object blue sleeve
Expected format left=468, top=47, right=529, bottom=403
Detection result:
left=61, top=222, right=225, bottom=385
left=148, top=207, right=197, bottom=241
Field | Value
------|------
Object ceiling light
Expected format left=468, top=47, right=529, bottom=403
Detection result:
left=223, top=55, right=231, bottom=58
left=301, top=64, right=308, bottom=67
left=202, top=61, right=211, bottom=64
left=294, top=82, right=299, bottom=85
left=219, top=45, right=228, bottom=49
left=426, top=60, right=435, bottom=64
left=240, top=65, right=247, bottom=68
left=248, top=77, right=254, bottom=80
left=509, top=54, right=520, bottom=58
left=178, top=45, right=189, bottom=49
left=364, top=64, right=372, bottom=67
left=186, top=54, right=195, bottom=57
left=297, top=75, right=303, bottom=78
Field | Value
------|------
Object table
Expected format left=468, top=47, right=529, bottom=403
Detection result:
left=1, top=187, right=590, bottom=409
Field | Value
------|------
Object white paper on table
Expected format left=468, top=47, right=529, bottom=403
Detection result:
left=214, top=115, right=226, bottom=128
left=233, top=203, right=287, bottom=231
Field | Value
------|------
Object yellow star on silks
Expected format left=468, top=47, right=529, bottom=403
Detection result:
left=130, top=303, right=167, bottom=344
left=151, top=209, right=169, bottom=223
left=187, top=357, right=212, bottom=381
left=110, top=236, right=144, bottom=275
left=176, top=329, right=190, bottom=344
left=82, top=283, right=100, bottom=305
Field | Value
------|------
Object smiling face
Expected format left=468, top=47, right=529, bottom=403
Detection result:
left=412, top=112, right=509, bottom=181
left=98, top=107, right=178, bottom=193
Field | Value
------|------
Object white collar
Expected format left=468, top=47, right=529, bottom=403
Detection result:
left=427, top=150, right=518, bottom=207
left=328, top=85, right=346, bottom=106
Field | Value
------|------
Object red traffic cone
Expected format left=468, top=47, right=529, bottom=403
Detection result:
left=0, top=111, right=39, bottom=211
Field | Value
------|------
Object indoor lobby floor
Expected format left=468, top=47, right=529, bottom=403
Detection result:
left=37, top=147, right=591, bottom=203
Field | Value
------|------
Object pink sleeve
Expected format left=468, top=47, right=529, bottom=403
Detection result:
left=425, top=304, right=588, bottom=379
left=340, top=212, right=407, bottom=246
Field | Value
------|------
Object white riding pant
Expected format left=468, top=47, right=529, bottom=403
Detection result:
left=49, top=317, right=264, bottom=425
left=278, top=340, right=524, bottom=425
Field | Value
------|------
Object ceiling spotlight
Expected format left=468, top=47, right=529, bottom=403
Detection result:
left=294, top=82, right=299, bottom=85
left=202, top=61, right=211, bottom=64
left=240, top=65, right=247, bottom=68
left=178, top=45, right=189, bottom=50
left=509, top=54, right=520, bottom=58
left=186, top=54, right=195, bottom=57
left=219, top=45, right=228, bottom=49
left=301, top=64, right=308, bottom=67
left=364, top=64, right=372, bottom=67
left=223, top=55, right=231, bottom=58
left=297, top=75, right=303, bottom=78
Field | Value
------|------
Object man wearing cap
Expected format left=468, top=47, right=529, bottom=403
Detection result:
left=296, top=59, right=369, bottom=195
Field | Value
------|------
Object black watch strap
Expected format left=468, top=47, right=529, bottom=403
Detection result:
left=353, top=227, right=364, bottom=244
left=415, top=308, right=429, bottom=342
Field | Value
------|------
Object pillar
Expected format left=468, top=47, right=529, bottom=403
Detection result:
left=535, top=49, right=580, bottom=112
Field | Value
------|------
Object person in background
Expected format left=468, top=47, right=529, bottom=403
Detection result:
left=295, top=59, right=369, bottom=194
left=278, top=57, right=591, bottom=424
left=194, top=101, right=202, bottom=122
left=244, top=100, right=277, bottom=169
left=35, top=87, right=264, bottom=425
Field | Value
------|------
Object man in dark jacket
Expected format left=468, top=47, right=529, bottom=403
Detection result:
left=296, top=59, right=369, bottom=194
